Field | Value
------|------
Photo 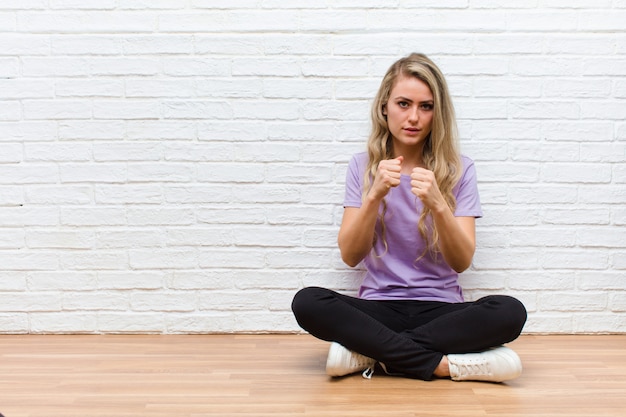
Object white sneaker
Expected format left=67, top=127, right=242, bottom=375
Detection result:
left=447, top=346, right=522, bottom=382
left=326, top=342, right=376, bottom=377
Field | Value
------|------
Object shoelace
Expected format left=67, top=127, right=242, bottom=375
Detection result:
left=455, top=360, right=491, bottom=378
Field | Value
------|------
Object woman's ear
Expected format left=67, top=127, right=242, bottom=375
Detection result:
left=382, top=104, right=387, bottom=116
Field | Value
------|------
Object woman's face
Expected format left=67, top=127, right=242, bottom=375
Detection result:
left=383, top=75, right=434, bottom=152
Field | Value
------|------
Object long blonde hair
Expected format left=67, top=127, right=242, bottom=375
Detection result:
left=364, top=53, right=462, bottom=259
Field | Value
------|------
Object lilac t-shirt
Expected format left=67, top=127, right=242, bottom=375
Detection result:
left=343, top=152, right=483, bottom=303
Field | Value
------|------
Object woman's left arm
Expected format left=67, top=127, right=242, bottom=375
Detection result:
left=411, top=168, right=476, bottom=273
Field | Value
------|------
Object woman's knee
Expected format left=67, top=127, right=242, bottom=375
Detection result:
left=478, top=295, right=527, bottom=337
left=291, top=286, right=328, bottom=324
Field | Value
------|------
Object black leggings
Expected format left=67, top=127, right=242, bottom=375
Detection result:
left=291, top=287, right=527, bottom=380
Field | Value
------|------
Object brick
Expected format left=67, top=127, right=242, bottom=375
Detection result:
left=98, top=313, right=166, bottom=333
left=28, top=272, right=97, bottom=291
left=64, top=292, right=128, bottom=312
left=506, top=11, right=578, bottom=31
left=581, top=101, right=626, bottom=120
left=128, top=121, right=196, bottom=141
left=56, top=79, right=124, bottom=98
left=0, top=207, right=58, bottom=226
left=194, top=35, right=263, bottom=55
left=122, top=35, right=193, bottom=54
left=232, top=57, right=300, bottom=76
left=545, top=79, right=611, bottom=98
left=0, top=164, right=58, bottom=184
left=93, top=100, right=161, bottom=120
left=96, top=230, right=163, bottom=249
left=266, top=164, right=333, bottom=184
left=26, top=230, right=95, bottom=249
left=59, top=121, right=125, bottom=140
left=198, top=249, right=265, bottom=269
left=0, top=228, right=25, bottom=249
left=543, top=208, right=610, bottom=225
left=0, top=79, right=53, bottom=99
left=21, top=57, right=89, bottom=77
left=131, top=291, right=196, bottom=312
left=541, top=163, right=612, bottom=183
left=232, top=226, right=301, bottom=247
left=613, top=208, right=626, bottom=225
left=473, top=78, right=542, bottom=98
left=266, top=205, right=334, bottom=225
left=24, top=100, right=91, bottom=120
left=164, top=185, right=232, bottom=204
left=302, top=100, right=369, bottom=121
left=98, top=271, right=164, bottom=290
left=166, top=227, right=234, bottom=247
left=18, top=11, right=156, bottom=33
left=93, top=143, right=162, bottom=162
left=0, top=252, right=58, bottom=270
left=510, top=141, right=579, bottom=162
left=127, top=163, right=194, bottom=183
left=0, top=143, right=22, bottom=162
left=197, top=205, right=266, bottom=225
left=542, top=122, right=614, bottom=142
left=0, top=314, right=29, bottom=334
left=476, top=162, right=539, bottom=183
left=125, top=79, right=195, bottom=98
left=573, top=313, right=626, bottom=333
left=159, top=11, right=300, bottom=33
left=197, top=163, right=265, bottom=183
left=0, top=101, right=21, bottom=121
left=51, top=35, right=122, bottom=55
left=540, top=249, right=609, bottom=270
left=162, top=57, right=230, bottom=77
left=50, top=0, right=116, bottom=9
left=95, top=185, right=163, bottom=204
left=264, top=79, right=332, bottom=99
left=162, top=100, right=232, bottom=120
left=129, top=249, right=196, bottom=269
left=197, top=79, right=263, bottom=98
left=60, top=251, right=129, bottom=270
left=577, top=227, right=626, bottom=248
left=30, top=312, right=98, bottom=333
left=578, top=272, right=626, bottom=291
left=127, top=208, right=195, bottom=226
left=509, top=101, right=580, bottom=120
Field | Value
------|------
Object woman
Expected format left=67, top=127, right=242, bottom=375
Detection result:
left=291, top=53, right=527, bottom=382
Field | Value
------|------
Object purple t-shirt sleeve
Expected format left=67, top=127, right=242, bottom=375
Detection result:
left=343, top=153, right=366, bottom=208
left=454, top=156, right=483, bottom=218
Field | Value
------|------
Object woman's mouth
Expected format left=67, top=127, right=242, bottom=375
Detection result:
left=404, top=127, right=421, bottom=135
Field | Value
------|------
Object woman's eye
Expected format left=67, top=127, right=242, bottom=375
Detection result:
left=420, top=103, right=434, bottom=110
left=398, top=101, right=409, bottom=108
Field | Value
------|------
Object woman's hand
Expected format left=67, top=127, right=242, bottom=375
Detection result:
left=410, top=167, right=447, bottom=213
left=368, top=156, right=403, bottom=201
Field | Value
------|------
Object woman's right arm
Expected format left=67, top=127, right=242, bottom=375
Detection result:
left=337, top=199, right=381, bottom=267
left=338, top=157, right=403, bottom=267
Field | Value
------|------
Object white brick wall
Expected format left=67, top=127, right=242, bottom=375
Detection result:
left=0, top=2, right=624, bottom=334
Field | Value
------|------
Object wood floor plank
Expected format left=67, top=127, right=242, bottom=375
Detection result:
left=0, top=334, right=625, bottom=417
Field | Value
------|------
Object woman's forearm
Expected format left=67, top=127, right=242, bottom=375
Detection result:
left=431, top=208, right=476, bottom=273
left=337, top=197, right=381, bottom=267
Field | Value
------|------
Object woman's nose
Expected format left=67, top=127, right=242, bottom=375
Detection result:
left=408, top=106, right=419, bottom=122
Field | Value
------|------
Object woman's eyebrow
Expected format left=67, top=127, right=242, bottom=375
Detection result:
left=393, top=96, right=434, bottom=105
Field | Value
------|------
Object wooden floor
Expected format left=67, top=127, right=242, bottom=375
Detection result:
left=0, top=334, right=625, bottom=417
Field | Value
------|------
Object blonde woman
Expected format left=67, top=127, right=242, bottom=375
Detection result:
left=291, top=53, right=526, bottom=382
